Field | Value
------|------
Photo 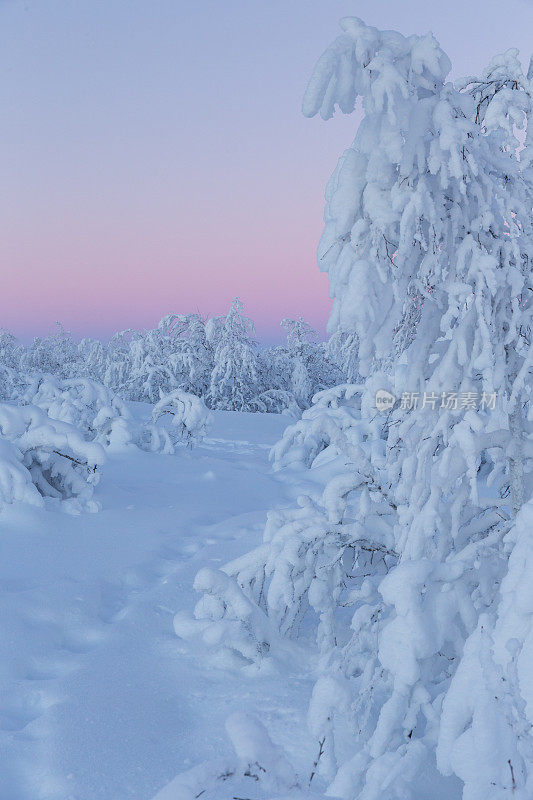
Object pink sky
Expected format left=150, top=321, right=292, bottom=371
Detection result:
left=2, top=0, right=532, bottom=342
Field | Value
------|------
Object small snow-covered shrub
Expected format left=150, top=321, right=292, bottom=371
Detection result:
left=23, top=375, right=133, bottom=450
left=0, top=403, right=105, bottom=510
left=0, top=438, right=45, bottom=508
left=152, top=711, right=301, bottom=800
left=174, top=566, right=273, bottom=665
left=148, top=389, right=212, bottom=451
left=270, top=384, right=366, bottom=470
left=137, top=421, right=174, bottom=455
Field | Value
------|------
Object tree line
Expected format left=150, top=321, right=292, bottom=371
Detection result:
left=0, top=298, right=357, bottom=414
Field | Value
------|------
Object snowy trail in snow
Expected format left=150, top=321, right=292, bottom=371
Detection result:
left=0, top=410, right=313, bottom=800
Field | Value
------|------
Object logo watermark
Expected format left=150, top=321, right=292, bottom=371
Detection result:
left=375, top=389, right=396, bottom=412
left=375, top=390, right=497, bottom=412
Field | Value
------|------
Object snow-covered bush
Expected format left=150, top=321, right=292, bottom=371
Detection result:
left=0, top=438, right=47, bottom=508
left=0, top=403, right=105, bottom=511
left=174, top=566, right=273, bottom=665
left=270, top=384, right=364, bottom=470
left=140, top=389, right=212, bottom=453
left=23, top=375, right=133, bottom=450
left=152, top=712, right=301, bottom=800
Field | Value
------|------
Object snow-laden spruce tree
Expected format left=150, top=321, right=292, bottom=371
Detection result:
left=161, top=313, right=213, bottom=398
left=182, top=18, right=533, bottom=800
left=206, top=298, right=261, bottom=411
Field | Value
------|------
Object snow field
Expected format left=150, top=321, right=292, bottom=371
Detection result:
left=0, top=408, right=316, bottom=800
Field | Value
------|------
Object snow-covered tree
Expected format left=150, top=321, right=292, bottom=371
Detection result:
left=25, top=323, right=83, bottom=379
left=103, top=330, right=135, bottom=397
left=183, top=18, right=533, bottom=800
left=0, top=330, right=25, bottom=401
left=162, top=313, right=213, bottom=398
left=258, top=318, right=343, bottom=414
left=280, top=317, right=342, bottom=409
left=303, top=26, right=533, bottom=799
left=280, top=318, right=315, bottom=408
left=126, top=327, right=178, bottom=403
left=78, top=337, right=109, bottom=385
left=206, top=298, right=260, bottom=411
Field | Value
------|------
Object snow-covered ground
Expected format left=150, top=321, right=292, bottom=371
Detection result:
left=0, top=408, right=315, bottom=800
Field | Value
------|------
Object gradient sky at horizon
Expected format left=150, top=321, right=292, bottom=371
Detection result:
left=2, top=0, right=533, bottom=342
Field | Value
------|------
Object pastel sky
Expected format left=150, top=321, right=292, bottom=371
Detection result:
left=1, top=0, right=532, bottom=342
